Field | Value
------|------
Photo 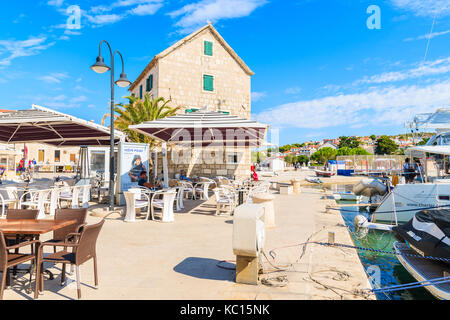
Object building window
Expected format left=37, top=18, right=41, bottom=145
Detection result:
left=227, top=153, right=239, bottom=164
left=146, top=74, right=153, bottom=92
left=54, top=150, right=61, bottom=162
left=90, top=151, right=105, bottom=172
left=203, top=75, right=214, bottom=92
left=139, top=85, right=143, bottom=99
left=38, top=150, right=45, bottom=162
left=70, top=153, right=76, bottom=162
left=204, top=41, right=213, bottom=56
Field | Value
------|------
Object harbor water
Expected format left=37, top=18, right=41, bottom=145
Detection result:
left=330, top=184, right=435, bottom=300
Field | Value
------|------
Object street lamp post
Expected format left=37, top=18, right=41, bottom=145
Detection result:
left=91, top=40, right=131, bottom=211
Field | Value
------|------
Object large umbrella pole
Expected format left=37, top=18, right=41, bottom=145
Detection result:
left=162, top=142, right=169, bottom=188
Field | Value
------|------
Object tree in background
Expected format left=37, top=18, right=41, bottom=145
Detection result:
left=311, top=147, right=337, bottom=164
left=375, top=135, right=398, bottom=155
left=370, top=134, right=377, bottom=141
left=337, top=147, right=371, bottom=156
left=296, top=155, right=309, bottom=165
left=338, top=136, right=360, bottom=149
left=114, top=94, right=180, bottom=162
left=418, top=137, right=430, bottom=146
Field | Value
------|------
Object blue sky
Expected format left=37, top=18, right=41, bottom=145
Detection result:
left=0, top=0, right=449, bottom=145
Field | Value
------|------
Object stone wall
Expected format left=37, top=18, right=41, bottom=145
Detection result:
left=154, top=146, right=251, bottom=181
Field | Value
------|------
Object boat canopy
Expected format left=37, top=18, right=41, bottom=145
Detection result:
left=408, top=145, right=450, bottom=156
left=407, top=108, right=450, bottom=131
left=0, top=105, right=126, bottom=146
left=129, top=111, right=268, bottom=147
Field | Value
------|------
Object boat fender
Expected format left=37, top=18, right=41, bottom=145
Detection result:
left=355, top=215, right=369, bottom=230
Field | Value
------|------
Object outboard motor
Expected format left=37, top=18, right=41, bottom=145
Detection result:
left=393, top=209, right=450, bottom=264
left=353, top=178, right=388, bottom=198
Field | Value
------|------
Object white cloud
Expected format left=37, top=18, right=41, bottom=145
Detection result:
left=251, top=91, right=266, bottom=102
left=25, top=94, right=88, bottom=109
left=285, top=86, right=301, bottom=95
left=390, top=0, right=450, bottom=17
left=85, top=0, right=163, bottom=26
left=0, top=37, right=54, bottom=67
left=86, top=13, right=124, bottom=26
left=255, top=80, right=450, bottom=129
left=405, top=29, right=450, bottom=41
left=128, top=3, right=163, bottom=15
left=356, top=57, right=450, bottom=85
left=37, top=72, right=69, bottom=83
left=169, top=0, right=267, bottom=33
left=47, top=0, right=64, bottom=7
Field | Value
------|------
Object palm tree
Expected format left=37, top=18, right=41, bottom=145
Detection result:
left=111, top=94, right=181, bottom=162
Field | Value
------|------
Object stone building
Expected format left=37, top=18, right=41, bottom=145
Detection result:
left=129, top=24, right=258, bottom=180
left=129, top=23, right=253, bottom=119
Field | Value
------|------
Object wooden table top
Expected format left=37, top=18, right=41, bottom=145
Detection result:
left=0, top=219, right=77, bottom=235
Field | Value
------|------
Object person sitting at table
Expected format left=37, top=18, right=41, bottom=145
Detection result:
left=179, top=170, right=192, bottom=182
left=138, top=171, right=162, bottom=189
left=403, top=158, right=416, bottom=184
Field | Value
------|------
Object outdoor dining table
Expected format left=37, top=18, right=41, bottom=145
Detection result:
left=0, top=219, right=77, bottom=290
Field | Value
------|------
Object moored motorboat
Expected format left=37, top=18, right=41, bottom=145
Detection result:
left=392, top=209, right=450, bottom=300
left=393, top=242, right=450, bottom=300
left=314, top=169, right=336, bottom=177
left=306, top=176, right=323, bottom=184
left=333, top=192, right=361, bottom=202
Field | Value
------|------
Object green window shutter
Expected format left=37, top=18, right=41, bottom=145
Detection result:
left=204, top=41, right=213, bottom=56
left=146, top=75, right=153, bottom=92
left=203, top=75, right=214, bottom=92
left=139, top=85, right=143, bottom=99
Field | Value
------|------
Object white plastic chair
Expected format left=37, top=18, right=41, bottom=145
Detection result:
left=59, top=185, right=81, bottom=208
left=194, top=181, right=213, bottom=200
left=214, top=187, right=236, bottom=216
left=180, top=181, right=195, bottom=200
left=46, top=187, right=60, bottom=216
left=151, top=189, right=177, bottom=222
left=19, top=189, right=51, bottom=219
left=173, top=186, right=184, bottom=211
left=78, top=185, right=90, bottom=208
left=246, top=182, right=270, bottom=203
left=124, top=188, right=151, bottom=222
left=0, top=187, right=19, bottom=217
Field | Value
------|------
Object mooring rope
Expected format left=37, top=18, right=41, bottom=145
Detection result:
left=371, top=276, right=450, bottom=294
left=328, top=202, right=450, bottom=214
left=316, top=242, right=450, bottom=263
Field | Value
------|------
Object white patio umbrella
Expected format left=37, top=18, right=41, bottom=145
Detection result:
left=129, top=111, right=268, bottom=186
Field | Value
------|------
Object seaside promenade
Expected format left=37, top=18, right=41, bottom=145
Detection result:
left=3, top=171, right=374, bottom=300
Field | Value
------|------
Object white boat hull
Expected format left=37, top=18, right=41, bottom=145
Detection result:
left=333, top=192, right=360, bottom=201
left=372, top=183, right=450, bottom=224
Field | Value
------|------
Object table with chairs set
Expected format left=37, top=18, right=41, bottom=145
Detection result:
left=123, top=176, right=273, bottom=222
left=0, top=183, right=91, bottom=220
left=0, top=207, right=105, bottom=300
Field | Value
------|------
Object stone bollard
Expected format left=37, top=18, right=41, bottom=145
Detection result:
left=291, top=178, right=302, bottom=194
left=251, top=193, right=276, bottom=228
